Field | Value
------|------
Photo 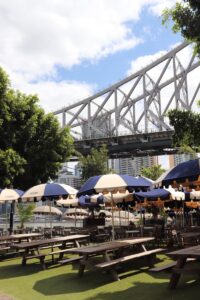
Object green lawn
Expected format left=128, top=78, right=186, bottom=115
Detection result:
left=0, top=254, right=199, bottom=300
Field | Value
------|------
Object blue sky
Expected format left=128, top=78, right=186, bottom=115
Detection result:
left=57, top=8, right=181, bottom=92
left=0, top=0, right=185, bottom=170
left=0, top=0, right=182, bottom=112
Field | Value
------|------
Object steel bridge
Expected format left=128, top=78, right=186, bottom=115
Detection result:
left=54, top=41, right=200, bottom=158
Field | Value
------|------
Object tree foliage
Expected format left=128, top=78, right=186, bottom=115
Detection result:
left=168, top=109, right=200, bottom=151
left=141, top=164, right=166, bottom=181
left=162, top=0, right=200, bottom=56
left=0, top=67, right=74, bottom=189
left=78, top=145, right=111, bottom=181
left=17, top=203, right=35, bottom=228
left=162, top=1, right=200, bottom=150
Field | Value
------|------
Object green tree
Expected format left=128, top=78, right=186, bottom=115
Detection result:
left=162, top=1, right=200, bottom=56
left=0, top=67, right=74, bottom=189
left=168, top=109, right=200, bottom=152
left=78, top=144, right=111, bottom=181
left=141, top=164, right=166, bottom=181
left=17, top=203, right=36, bottom=228
left=162, top=1, right=200, bottom=150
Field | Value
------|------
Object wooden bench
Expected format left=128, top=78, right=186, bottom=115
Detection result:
left=22, top=254, right=46, bottom=270
left=0, top=247, right=11, bottom=252
left=96, top=248, right=164, bottom=280
left=48, top=247, right=77, bottom=261
left=39, top=243, right=62, bottom=250
left=149, top=261, right=177, bottom=272
left=39, top=242, right=75, bottom=250
left=58, top=256, right=83, bottom=265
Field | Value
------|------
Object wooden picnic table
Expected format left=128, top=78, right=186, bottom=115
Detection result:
left=0, top=233, right=42, bottom=242
left=179, top=232, right=200, bottom=247
left=64, top=237, right=163, bottom=281
left=13, top=234, right=90, bottom=269
left=167, top=245, right=200, bottom=289
left=125, top=230, right=140, bottom=237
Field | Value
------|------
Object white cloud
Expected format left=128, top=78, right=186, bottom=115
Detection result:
left=0, top=0, right=178, bottom=111
left=149, top=0, right=177, bottom=15
left=9, top=71, right=95, bottom=113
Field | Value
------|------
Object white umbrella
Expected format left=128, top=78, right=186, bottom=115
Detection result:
left=190, top=190, right=200, bottom=200
left=33, top=205, right=62, bottom=236
left=22, top=183, right=78, bottom=201
left=63, top=208, right=89, bottom=228
left=56, top=198, right=79, bottom=207
left=0, top=189, right=22, bottom=202
left=77, top=174, right=149, bottom=239
left=0, top=189, right=23, bottom=234
left=56, top=198, right=79, bottom=227
left=33, top=205, right=62, bottom=215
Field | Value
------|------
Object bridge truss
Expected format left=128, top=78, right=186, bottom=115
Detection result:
left=54, top=41, right=200, bottom=158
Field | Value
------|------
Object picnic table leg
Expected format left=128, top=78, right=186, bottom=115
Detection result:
left=78, top=254, right=88, bottom=277
left=104, top=251, right=120, bottom=281
left=168, top=257, right=186, bottom=289
left=22, top=248, right=29, bottom=266
left=75, top=240, right=81, bottom=248
left=148, top=253, right=156, bottom=268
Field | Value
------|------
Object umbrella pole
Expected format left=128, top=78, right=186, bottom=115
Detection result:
left=111, top=193, right=115, bottom=240
left=75, top=207, right=77, bottom=229
left=5, top=203, right=8, bottom=233
left=50, top=202, right=52, bottom=238
left=182, top=200, right=185, bottom=228
left=128, top=205, right=129, bottom=226
left=9, top=201, right=14, bottom=235
left=119, top=206, right=121, bottom=227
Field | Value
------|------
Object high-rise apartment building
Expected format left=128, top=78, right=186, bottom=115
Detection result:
left=110, top=155, right=158, bottom=176
left=168, top=153, right=197, bottom=168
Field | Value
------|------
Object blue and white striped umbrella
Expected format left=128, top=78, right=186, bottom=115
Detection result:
left=154, top=158, right=200, bottom=187
left=77, top=174, right=151, bottom=197
left=0, top=188, right=24, bottom=202
left=22, top=183, right=78, bottom=201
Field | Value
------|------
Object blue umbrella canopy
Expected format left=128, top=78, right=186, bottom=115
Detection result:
left=134, top=188, right=170, bottom=202
left=77, top=174, right=151, bottom=197
left=154, top=158, right=200, bottom=187
left=78, top=195, right=104, bottom=207
left=136, top=176, right=154, bottom=188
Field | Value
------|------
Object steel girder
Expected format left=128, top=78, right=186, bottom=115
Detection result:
left=53, top=41, right=200, bottom=140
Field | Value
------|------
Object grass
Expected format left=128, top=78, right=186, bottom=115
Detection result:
left=0, top=254, right=199, bottom=300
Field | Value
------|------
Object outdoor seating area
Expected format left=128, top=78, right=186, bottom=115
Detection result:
left=1, top=164, right=200, bottom=299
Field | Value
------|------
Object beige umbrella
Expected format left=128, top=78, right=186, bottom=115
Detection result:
left=33, top=205, right=62, bottom=215
left=56, top=198, right=79, bottom=227
left=56, top=198, right=79, bottom=207
left=104, top=190, right=132, bottom=228
left=63, top=208, right=89, bottom=228
left=33, top=205, right=62, bottom=237
left=0, top=189, right=23, bottom=234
